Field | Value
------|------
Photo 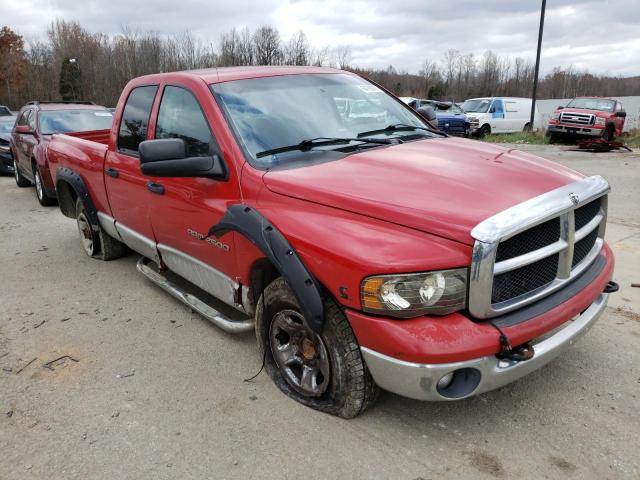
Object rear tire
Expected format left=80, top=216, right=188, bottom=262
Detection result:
left=256, top=277, right=379, bottom=418
left=75, top=198, right=128, bottom=261
left=13, top=158, right=30, bottom=187
left=34, top=166, right=57, bottom=206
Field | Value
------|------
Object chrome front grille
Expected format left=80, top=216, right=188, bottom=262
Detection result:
left=469, top=176, right=609, bottom=319
left=560, top=112, right=594, bottom=125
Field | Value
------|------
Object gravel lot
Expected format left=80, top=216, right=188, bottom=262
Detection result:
left=1, top=144, right=639, bottom=480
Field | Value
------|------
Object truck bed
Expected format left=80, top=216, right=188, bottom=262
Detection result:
left=47, top=129, right=112, bottom=215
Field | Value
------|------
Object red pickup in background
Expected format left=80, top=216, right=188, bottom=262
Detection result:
left=45, top=67, right=616, bottom=418
left=547, top=96, right=626, bottom=142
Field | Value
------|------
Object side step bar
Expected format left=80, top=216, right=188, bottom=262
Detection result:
left=136, top=257, right=255, bottom=334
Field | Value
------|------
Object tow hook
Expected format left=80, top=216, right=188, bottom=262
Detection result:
left=498, top=343, right=535, bottom=362
left=604, top=281, right=619, bottom=293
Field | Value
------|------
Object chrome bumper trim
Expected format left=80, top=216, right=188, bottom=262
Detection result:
left=361, top=292, right=608, bottom=401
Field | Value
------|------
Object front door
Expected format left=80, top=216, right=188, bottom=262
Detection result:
left=146, top=84, right=242, bottom=308
left=104, top=84, right=159, bottom=260
left=14, top=109, right=37, bottom=177
left=490, top=99, right=507, bottom=133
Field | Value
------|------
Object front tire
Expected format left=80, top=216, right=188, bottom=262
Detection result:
left=34, top=166, right=57, bottom=206
left=256, top=277, right=378, bottom=418
left=603, top=125, right=615, bottom=142
left=13, top=158, right=30, bottom=187
left=75, top=198, right=128, bottom=260
left=478, top=124, right=491, bottom=138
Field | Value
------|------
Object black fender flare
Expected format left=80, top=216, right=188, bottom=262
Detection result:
left=208, top=204, right=325, bottom=333
left=55, top=167, right=99, bottom=228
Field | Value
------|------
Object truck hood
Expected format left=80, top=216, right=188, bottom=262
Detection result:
left=263, top=138, right=583, bottom=245
left=557, top=107, right=611, bottom=117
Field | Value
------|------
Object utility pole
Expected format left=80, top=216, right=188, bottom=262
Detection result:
left=529, top=0, right=546, bottom=131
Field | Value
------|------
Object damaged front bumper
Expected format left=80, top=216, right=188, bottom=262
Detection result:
left=361, top=292, right=609, bottom=401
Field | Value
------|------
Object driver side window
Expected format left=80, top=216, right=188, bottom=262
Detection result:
left=155, top=86, right=214, bottom=158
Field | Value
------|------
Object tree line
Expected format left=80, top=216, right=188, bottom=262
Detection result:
left=1, top=20, right=639, bottom=109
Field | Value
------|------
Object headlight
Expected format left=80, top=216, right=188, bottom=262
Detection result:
left=551, top=113, right=560, bottom=120
left=361, top=268, right=467, bottom=318
left=595, top=117, right=606, bottom=126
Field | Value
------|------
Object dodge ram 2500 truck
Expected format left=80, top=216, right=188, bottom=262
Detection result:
left=547, top=96, right=626, bottom=142
left=47, top=67, right=616, bottom=418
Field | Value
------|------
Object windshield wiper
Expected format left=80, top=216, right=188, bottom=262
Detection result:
left=357, top=123, right=446, bottom=138
left=256, top=137, right=393, bottom=158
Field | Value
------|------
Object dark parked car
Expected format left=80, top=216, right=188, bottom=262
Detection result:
left=0, top=115, right=17, bottom=174
left=400, top=98, right=470, bottom=137
left=11, top=101, right=113, bottom=205
left=0, top=105, right=13, bottom=116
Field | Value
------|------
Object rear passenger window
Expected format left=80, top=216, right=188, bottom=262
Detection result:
left=117, top=85, right=158, bottom=155
left=27, top=110, right=37, bottom=130
left=17, top=110, right=30, bottom=126
left=155, top=86, right=213, bottom=157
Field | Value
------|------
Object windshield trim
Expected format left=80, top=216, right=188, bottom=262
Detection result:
left=210, top=73, right=435, bottom=171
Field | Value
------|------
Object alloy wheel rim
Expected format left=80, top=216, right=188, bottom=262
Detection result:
left=76, top=212, right=94, bottom=255
left=35, top=171, right=43, bottom=200
left=269, top=309, right=330, bottom=397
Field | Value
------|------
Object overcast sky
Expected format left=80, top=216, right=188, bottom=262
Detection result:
left=2, top=0, right=639, bottom=76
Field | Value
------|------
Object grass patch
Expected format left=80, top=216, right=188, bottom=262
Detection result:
left=621, top=129, right=640, bottom=147
left=479, top=131, right=549, bottom=145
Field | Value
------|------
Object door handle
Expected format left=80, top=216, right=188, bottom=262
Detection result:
left=146, top=182, right=165, bottom=195
left=105, top=167, right=119, bottom=178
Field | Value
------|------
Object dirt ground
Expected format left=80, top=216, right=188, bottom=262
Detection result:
left=1, top=144, right=639, bottom=480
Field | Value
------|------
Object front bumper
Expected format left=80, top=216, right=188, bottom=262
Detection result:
left=548, top=123, right=604, bottom=137
left=362, top=292, right=609, bottom=401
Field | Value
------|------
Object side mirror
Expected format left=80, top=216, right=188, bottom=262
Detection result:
left=416, top=105, right=437, bottom=122
left=557, top=106, right=565, bottom=110
left=15, top=125, right=33, bottom=135
left=489, top=106, right=496, bottom=113
left=139, top=138, right=227, bottom=180
left=616, top=111, right=626, bottom=118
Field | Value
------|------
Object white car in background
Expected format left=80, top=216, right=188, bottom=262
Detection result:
left=461, top=97, right=536, bottom=136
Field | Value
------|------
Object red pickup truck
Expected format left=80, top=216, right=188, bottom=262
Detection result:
left=47, top=67, right=616, bottom=418
left=547, top=96, right=626, bottom=142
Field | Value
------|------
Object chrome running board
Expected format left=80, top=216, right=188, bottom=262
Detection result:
left=136, top=257, right=254, bottom=334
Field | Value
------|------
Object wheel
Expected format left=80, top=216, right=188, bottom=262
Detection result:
left=546, top=131, right=558, bottom=144
left=256, top=277, right=379, bottom=418
left=602, top=126, right=614, bottom=142
left=34, top=166, right=57, bottom=206
left=13, top=158, right=30, bottom=187
left=523, top=122, right=532, bottom=133
left=75, top=198, right=128, bottom=260
left=478, top=124, right=491, bottom=138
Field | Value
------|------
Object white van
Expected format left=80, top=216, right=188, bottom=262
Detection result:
left=461, top=97, right=535, bottom=136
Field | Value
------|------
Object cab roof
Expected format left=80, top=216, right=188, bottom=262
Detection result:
left=134, top=66, right=344, bottom=85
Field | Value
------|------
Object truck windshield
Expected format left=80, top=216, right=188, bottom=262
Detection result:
left=565, top=98, right=615, bottom=112
left=461, top=99, right=491, bottom=113
left=39, top=110, right=113, bottom=135
left=211, top=74, right=433, bottom=167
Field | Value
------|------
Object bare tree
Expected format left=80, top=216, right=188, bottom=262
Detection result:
left=284, top=30, right=310, bottom=66
left=253, top=26, right=282, bottom=65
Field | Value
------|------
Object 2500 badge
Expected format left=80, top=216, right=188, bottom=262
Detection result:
left=187, top=228, right=230, bottom=252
